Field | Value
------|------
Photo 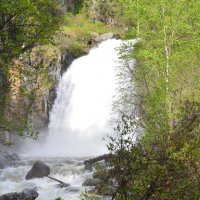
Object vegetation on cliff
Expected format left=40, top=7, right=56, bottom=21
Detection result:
left=0, top=0, right=63, bottom=141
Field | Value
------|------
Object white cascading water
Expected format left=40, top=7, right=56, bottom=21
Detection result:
left=0, top=39, right=136, bottom=200
left=39, top=39, right=126, bottom=157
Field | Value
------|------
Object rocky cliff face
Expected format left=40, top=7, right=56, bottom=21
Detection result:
left=4, top=31, right=118, bottom=135
left=60, top=0, right=83, bottom=13
left=30, top=50, right=78, bottom=129
left=3, top=48, right=79, bottom=137
left=30, top=33, right=118, bottom=129
left=3, top=1, right=86, bottom=134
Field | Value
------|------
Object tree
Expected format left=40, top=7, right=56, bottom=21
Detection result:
left=97, top=0, right=200, bottom=199
left=0, top=0, right=62, bottom=62
left=0, top=0, right=63, bottom=141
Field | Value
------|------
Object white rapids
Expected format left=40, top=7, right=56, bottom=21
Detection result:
left=0, top=157, right=91, bottom=199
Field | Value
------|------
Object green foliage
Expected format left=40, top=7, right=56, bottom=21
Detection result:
left=96, top=0, right=200, bottom=199
left=66, top=42, right=87, bottom=57
left=55, top=197, right=63, bottom=200
left=0, top=0, right=62, bottom=64
left=80, top=191, right=99, bottom=200
left=98, top=111, right=200, bottom=199
left=0, top=0, right=62, bottom=140
left=56, top=12, right=113, bottom=55
left=83, top=0, right=128, bottom=33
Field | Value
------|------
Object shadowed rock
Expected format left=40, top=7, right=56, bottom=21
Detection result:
left=6, top=153, right=21, bottom=161
left=25, top=161, right=50, bottom=180
left=0, top=189, right=38, bottom=200
left=0, top=154, right=10, bottom=169
left=0, top=152, right=21, bottom=169
left=94, top=33, right=120, bottom=43
left=56, top=183, right=70, bottom=188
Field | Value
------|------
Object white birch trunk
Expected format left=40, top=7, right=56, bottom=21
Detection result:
left=162, top=7, right=170, bottom=93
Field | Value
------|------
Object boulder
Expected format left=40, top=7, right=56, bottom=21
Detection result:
left=0, top=189, right=38, bottom=200
left=25, top=161, right=50, bottom=180
left=0, top=152, right=21, bottom=169
left=90, top=32, right=99, bottom=38
left=22, top=189, right=38, bottom=199
left=65, top=187, right=80, bottom=193
left=0, top=154, right=11, bottom=169
left=56, top=183, right=70, bottom=188
left=5, top=153, right=21, bottom=161
left=114, top=34, right=121, bottom=40
left=94, top=33, right=120, bottom=43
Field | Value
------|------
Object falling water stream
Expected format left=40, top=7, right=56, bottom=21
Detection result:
left=42, top=39, right=122, bottom=157
left=0, top=39, right=136, bottom=199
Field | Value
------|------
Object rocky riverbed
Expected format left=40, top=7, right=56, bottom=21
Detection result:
left=0, top=155, right=94, bottom=200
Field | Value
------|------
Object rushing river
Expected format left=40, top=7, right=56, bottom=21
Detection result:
left=0, top=156, right=92, bottom=199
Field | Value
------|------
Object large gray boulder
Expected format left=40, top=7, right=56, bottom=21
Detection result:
left=25, top=161, right=50, bottom=180
left=94, top=33, right=120, bottom=43
left=0, top=189, right=38, bottom=200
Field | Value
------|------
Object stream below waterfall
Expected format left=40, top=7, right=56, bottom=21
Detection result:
left=0, top=156, right=92, bottom=199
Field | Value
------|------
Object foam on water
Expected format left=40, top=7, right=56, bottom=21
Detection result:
left=0, top=157, right=90, bottom=199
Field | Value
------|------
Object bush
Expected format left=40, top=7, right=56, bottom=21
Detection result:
left=97, top=105, right=200, bottom=199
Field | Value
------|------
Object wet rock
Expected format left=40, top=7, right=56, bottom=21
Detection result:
left=56, top=183, right=70, bottom=188
left=94, top=33, right=114, bottom=43
left=76, top=161, right=83, bottom=166
left=22, top=189, right=38, bottom=199
left=0, top=192, right=20, bottom=200
left=60, top=51, right=78, bottom=76
left=25, top=161, right=50, bottom=180
left=84, top=162, right=93, bottom=171
left=65, top=187, right=80, bottom=193
left=94, top=33, right=120, bottom=43
left=0, top=153, right=11, bottom=169
left=114, top=34, right=121, bottom=40
left=0, top=189, right=38, bottom=200
left=0, top=152, right=21, bottom=169
left=5, top=153, right=21, bottom=161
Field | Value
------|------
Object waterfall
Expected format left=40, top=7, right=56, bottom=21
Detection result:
left=42, top=39, right=120, bottom=157
left=24, top=39, right=136, bottom=157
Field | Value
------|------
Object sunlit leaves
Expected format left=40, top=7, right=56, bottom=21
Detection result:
left=101, top=0, right=200, bottom=199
